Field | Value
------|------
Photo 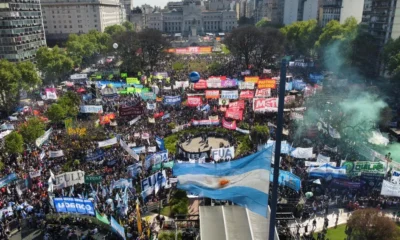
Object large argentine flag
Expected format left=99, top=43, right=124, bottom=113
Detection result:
left=173, top=148, right=272, bottom=218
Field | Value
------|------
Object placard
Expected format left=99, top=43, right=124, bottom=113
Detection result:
left=54, top=197, right=95, bottom=216
left=239, top=90, right=254, bottom=99
left=258, top=79, right=276, bottom=89
left=239, top=82, right=255, bottom=90
left=255, top=89, right=271, bottom=98
left=245, top=76, right=259, bottom=83
left=210, top=146, right=235, bottom=161
left=221, top=90, right=239, bottom=99
left=98, top=137, right=118, bottom=148
left=205, top=90, right=220, bottom=99
left=80, top=105, right=103, bottom=113
left=187, top=96, right=203, bottom=107
left=55, top=171, right=85, bottom=188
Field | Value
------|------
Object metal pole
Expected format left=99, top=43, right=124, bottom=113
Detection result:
left=268, top=59, right=287, bottom=240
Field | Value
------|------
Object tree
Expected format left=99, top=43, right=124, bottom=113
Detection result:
left=19, top=117, right=45, bottom=143
left=137, top=29, right=170, bottom=70
left=122, top=21, right=134, bottom=31
left=280, top=19, right=320, bottom=57
left=316, top=17, right=358, bottom=49
left=112, top=30, right=141, bottom=73
left=250, top=124, right=269, bottom=144
left=384, top=36, right=400, bottom=78
left=253, top=27, right=285, bottom=69
left=46, top=103, right=67, bottom=123
left=36, top=46, right=74, bottom=83
left=0, top=60, right=41, bottom=114
left=58, top=91, right=80, bottom=118
left=104, top=24, right=126, bottom=36
left=347, top=209, right=400, bottom=240
left=256, top=18, right=283, bottom=29
left=238, top=16, right=254, bottom=26
left=224, top=26, right=262, bottom=68
left=4, top=132, right=24, bottom=154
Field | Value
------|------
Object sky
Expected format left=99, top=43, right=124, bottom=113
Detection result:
left=133, top=0, right=169, bottom=8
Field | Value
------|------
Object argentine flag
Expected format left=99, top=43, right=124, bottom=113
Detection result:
left=173, top=148, right=272, bottom=218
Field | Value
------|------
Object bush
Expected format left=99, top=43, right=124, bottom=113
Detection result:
left=4, top=132, right=24, bottom=154
left=172, top=62, right=185, bottom=71
left=158, top=231, right=182, bottom=240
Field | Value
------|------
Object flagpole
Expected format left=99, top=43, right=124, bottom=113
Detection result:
left=269, top=59, right=287, bottom=240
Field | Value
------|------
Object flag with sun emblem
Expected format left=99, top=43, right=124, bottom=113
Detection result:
left=173, top=148, right=272, bottom=218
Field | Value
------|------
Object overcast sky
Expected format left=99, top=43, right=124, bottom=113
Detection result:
left=133, top=0, right=169, bottom=8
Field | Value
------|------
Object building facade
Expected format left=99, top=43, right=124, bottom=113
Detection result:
left=139, top=0, right=237, bottom=35
left=319, top=0, right=365, bottom=27
left=41, top=0, right=125, bottom=40
left=0, top=0, right=46, bottom=62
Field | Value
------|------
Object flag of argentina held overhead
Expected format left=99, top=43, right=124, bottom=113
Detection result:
left=173, top=148, right=272, bottom=218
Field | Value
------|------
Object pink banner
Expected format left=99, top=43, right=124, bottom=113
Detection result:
left=222, top=118, right=237, bottom=130
left=252, top=98, right=278, bottom=112
left=228, top=100, right=245, bottom=110
left=239, top=90, right=254, bottom=99
left=225, top=108, right=243, bottom=120
left=255, top=89, right=271, bottom=98
left=194, top=80, right=207, bottom=90
left=187, top=96, right=203, bottom=107
left=221, top=79, right=237, bottom=88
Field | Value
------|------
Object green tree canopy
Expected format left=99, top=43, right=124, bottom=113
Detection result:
left=250, top=124, right=269, bottom=144
left=0, top=59, right=41, bottom=113
left=384, top=36, right=400, bottom=78
left=104, top=24, right=126, bottom=36
left=137, top=28, right=170, bottom=70
left=4, top=132, right=24, bottom=154
left=280, top=19, right=320, bottom=57
left=36, top=46, right=74, bottom=84
left=256, top=18, right=284, bottom=29
left=315, top=17, right=358, bottom=49
left=112, top=31, right=141, bottom=73
left=58, top=91, right=80, bottom=118
left=19, top=117, right=45, bottom=143
left=122, top=21, right=134, bottom=31
left=46, top=103, right=67, bottom=123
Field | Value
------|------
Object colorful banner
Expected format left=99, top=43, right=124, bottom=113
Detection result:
left=258, top=79, right=276, bottom=89
left=187, top=96, right=203, bottom=107
left=171, top=46, right=213, bottom=54
left=222, top=118, right=237, bottom=130
left=84, top=175, right=102, bottom=184
left=163, top=96, right=181, bottom=105
left=239, top=90, right=254, bottom=99
left=245, top=76, right=259, bottom=83
left=194, top=80, right=207, bottom=90
left=145, top=150, right=169, bottom=169
left=207, top=79, right=222, bottom=88
left=221, top=79, right=237, bottom=88
left=210, top=146, right=235, bottom=161
left=221, top=90, right=239, bottom=99
left=55, top=171, right=85, bottom=188
left=239, top=82, right=255, bottom=90
left=0, top=173, right=18, bottom=188
left=309, top=164, right=347, bottom=180
left=98, top=137, right=118, bottom=148
left=111, top=216, right=126, bottom=240
left=205, top=90, right=220, bottom=99
left=191, top=119, right=220, bottom=126
left=80, top=105, right=103, bottom=114
left=54, top=198, right=95, bottom=216
left=341, top=161, right=386, bottom=177
left=119, top=106, right=143, bottom=117
left=253, top=98, right=278, bottom=112
left=126, top=77, right=140, bottom=84
left=225, top=108, right=243, bottom=120
left=229, top=100, right=245, bottom=109
left=255, top=89, right=271, bottom=98
left=141, top=92, right=156, bottom=100
left=35, top=128, right=52, bottom=147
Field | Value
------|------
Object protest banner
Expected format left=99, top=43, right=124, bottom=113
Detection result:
left=187, top=96, right=203, bottom=107
left=119, top=106, right=143, bottom=117
left=210, top=146, right=235, bottom=161
left=221, top=90, right=239, bottom=99
left=225, top=108, right=243, bottom=120
left=239, top=90, right=254, bottom=99
left=146, top=103, right=156, bottom=110
left=29, top=170, right=41, bottom=178
left=128, top=116, right=141, bottom=126
left=35, top=128, right=52, bottom=147
left=258, top=79, right=276, bottom=89
left=245, top=76, right=259, bottom=83
left=141, top=92, right=156, bottom=100
left=221, top=79, right=237, bottom=88
left=341, top=161, right=386, bottom=177
left=239, top=82, right=255, bottom=90
left=308, top=164, right=347, bottom=180
left=381, top=180, right=400, bottom=197
left=98, top=137, right=117, bottom=148
left=55, top=171, right=85, bottom=188
left=205, top=90, right=220, bottom=99
left=163, top=96, right=181, bottom=105
left=49, top=150, right=64, bottom=158
left=145, top=150, right=168, bottom=169
left=222, top=118, right=237, bottom=130
left=80, top=105, right=103, bottom=114
left=193, top=80, right=207, bottom=90
left=191, top=119, right=220, bottom=126
left=54, top=198, right=95, bottom=216
left=218, top=98, right=229, bottom=106
left=228, top=100, right=245, bottom=109
left=255, top=89, right=271, bottom=98
left=0, top=173, right=18, bottom=188
left=84, top=175, right=102, bottom=184
left=120, top=139, right=139, bottom=160
left=253, top=98, right=278, bottom=112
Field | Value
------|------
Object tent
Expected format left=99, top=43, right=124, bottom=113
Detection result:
left=199, top=205, right=279, bottom=240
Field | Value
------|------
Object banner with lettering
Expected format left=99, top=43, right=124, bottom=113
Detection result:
left=54, top=197, right=95, bottom=216
left=253, top=98, right=278, bottom=112
left=218, top=98, right=229, bottom=106
left=228, top=100, right=245, bottom=109
left=308, top=164, right=347, bottom=180
left=239, top=90, right=254, bottom=99
left=205, top=90, right=220, bottom=99
left=55, top=171, right=85, bottom=188
left=145, top=150, right=169, bottom=169
left=187, top=96, right=203, bottom=107
left=341, top=161, right=386, bottom=177
left=381, top=180, right=400, bottom=197
left=84, top=175, right=102, bottom=184
left=98, top=137, right=118, bottom=148
left=0, top=173, right=17, bottom=188
left=206, top=79, right=221, bottom=88
left=163, top=96, right=181, bottom=105
left=245, top=76, right=259, bottom=83
left=80, top=105, right=103, bottom=114
left=210, top=146, right=235, bottom=161
left=239, top=82, right=255, bottom=90
left=29, top=170, right=41, bottom=178
left=221, top=79, right=237, bottom=88
left=258, top=79, right=276, bottom=89
left=174, top=81, right=189, bottom=89
left=36, top=128, right=52, bottom=147
left=221, top=90, right=239, bottom=99
left=49, top=150, right=64, bottom=158
left=255, top=89, right=271, bottom=98
left=146, top=102, right=156, bottom=110
left=222, top=118, right=237, bottom=130
left=225, top=108, right=243, bottom=120
left=191, top=119, right=220, bottom=126
left=129, top=116, right=141, bottom=125
left=141, top=133, right=150, bottom=139
left=194, top=80, right=207, bottom=90
left=141, top=92, right=156, bottom=100
left=119, top=106, right=143, bottom=117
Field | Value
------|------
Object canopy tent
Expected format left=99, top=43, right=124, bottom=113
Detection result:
left=199, top=205, right=279, bottom=240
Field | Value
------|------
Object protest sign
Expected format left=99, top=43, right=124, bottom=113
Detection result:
left=55, top=171, right=85, bottom=188
left=98, top=137, right=117, bottom=148
left=54, top=198, right=95, bottom=216
left=210, top=146, right=235, bottom=161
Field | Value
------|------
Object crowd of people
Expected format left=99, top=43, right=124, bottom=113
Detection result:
left=0, top=53, right=396, bottom=240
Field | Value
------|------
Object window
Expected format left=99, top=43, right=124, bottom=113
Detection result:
left=69, top=20, right=71, bottom=23
left=77, top=15, right=81, bottom=18
left=54, top=26, right=57, bottom=28
left=94, top=25, right=97, bottom=28
left=43, top=21, right=47, bottom=24
left=78, top=25, right=82, bottom=28
left=70, top=25, right=72, bottom=28
left=78, top=20, right=82, bottom=23
left=64, top=25, right=67, bottom=28
left=68, top=15, right=71, bottom=18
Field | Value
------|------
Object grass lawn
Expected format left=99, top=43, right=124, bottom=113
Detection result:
left=313, top=224, right=347, bottom=240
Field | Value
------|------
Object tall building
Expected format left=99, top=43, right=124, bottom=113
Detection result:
left=302, top=0, right=319, bottom=21
left=0, top=0, right=46, bottom=62
left=41, top=0, right=125, bottom=41
left=319, top=0, right=365, bottom=27
left=283, top=0, right=299, bottom=25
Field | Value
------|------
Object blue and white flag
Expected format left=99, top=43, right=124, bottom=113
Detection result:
left=309, top=164, right=347, bottom=180
left=173, top=148, right=272, bottom=217
left=110, top=216, right=126, bottom=240
left=155, top=136, right=165, bottom=150
left=200, top=104, right=210, bottom=112
left=270, top=169, right=301, bottom=192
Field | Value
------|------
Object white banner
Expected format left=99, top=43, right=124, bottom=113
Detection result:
left=239, top=82, right=255, bottom=90
left=98, top=137, right=117, bottom=148
left=29, top=170, right=41, bottom=178
left=210, top=146, right=235, bottom=161
left=218, top=98, right=229, bottom=106
left=290, top=147, right=313, bottom=159
left=141, top=133, right=150, bottom=139
left=80, top=105, right=103, bottom=113
left=0, top=130, right=12, bottom=139
left=174, top=81, right=189, bottom=89
left=55, top=171, right=85, bottom=188
left=36, top=128, right=53, bottom=147
left=391, top=170, right=400, bottom=184
left=381, top=180, right=400, bottom=197
left=49, top=150, right=64, bottom=158
left=147, top=102, right=156, bottom=110
left=220, top=90, right=238, bottom=99
left=148, top=118, right=155, bottom=123
left=148, top=146, right=157, bottom=152
left=46, top=91, right=57, bottom=100
left=317, top=154, right=330, bottom=163
left=120, top=139, right=139, bottom=160
left=305, top=161, right=337, bottom=167
left=70, top=73, right=87, bottom=80
left=128, top=116, right=141, bottom=126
